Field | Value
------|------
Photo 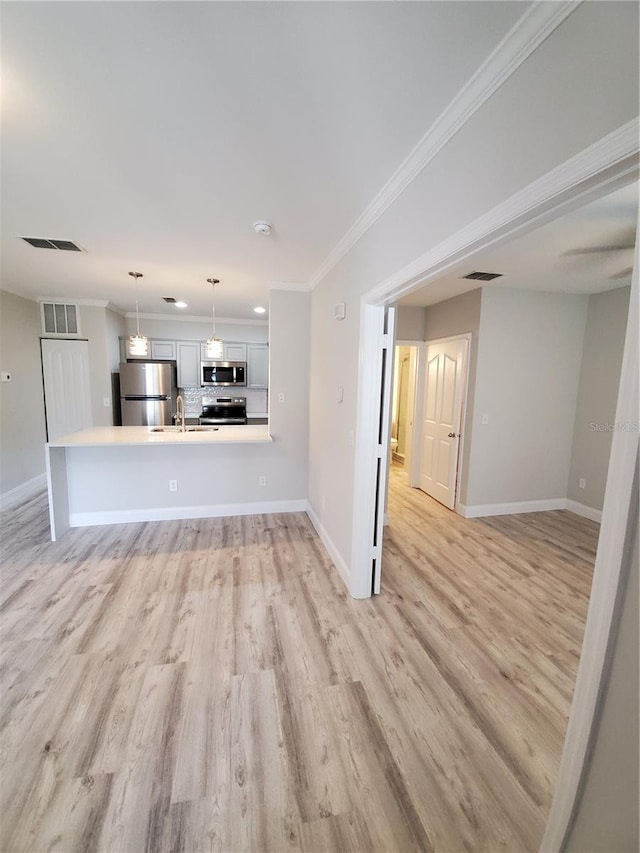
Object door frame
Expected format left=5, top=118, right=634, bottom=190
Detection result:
left=413, top=333, right=471, bottom=509
left=350, top=121, right=638, bottom=849
left=393, top=340, right=421, bottom=472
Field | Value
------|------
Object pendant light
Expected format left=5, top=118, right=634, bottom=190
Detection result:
left=128, top=271, right=149, bottom=356
left=205, top=277, right=223, bottom=359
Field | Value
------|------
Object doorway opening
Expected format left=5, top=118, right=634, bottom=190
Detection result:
left=390, top=344, right=418, bottom=471
left=351, top=140, right=638, bottom=848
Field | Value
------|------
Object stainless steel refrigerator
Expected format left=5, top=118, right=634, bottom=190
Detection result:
left=119, top=361, right=177, bottom=426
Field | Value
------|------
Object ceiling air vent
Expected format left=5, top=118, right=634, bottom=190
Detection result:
left=22, top=237, right=82, bottom=251
left=163, top=297, right=177, bottom=303
left=461, top=271, right=503, bottom=281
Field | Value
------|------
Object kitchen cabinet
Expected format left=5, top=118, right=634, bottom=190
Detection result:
left=176, top=341, right=200, bottom=387
left=120, top=337, right=177, bottom=361
left=247, top=344, right=269, bottom=389
left=200, top=342, right=247, bottom=362
left=224, top=343, right=247, bottom=361
left=150, top=340, right=177, bottom=360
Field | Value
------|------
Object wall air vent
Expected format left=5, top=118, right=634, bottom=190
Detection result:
left=40, top=302, right=80, bottom=337
left=163, top=297, right=177, bottom=303
left=22, top=237, right=82, bottom=251
left=461, top=271, right=503, bottom=281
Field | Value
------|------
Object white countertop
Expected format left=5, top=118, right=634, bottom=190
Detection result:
left=48, top=424, right=272, bottom=448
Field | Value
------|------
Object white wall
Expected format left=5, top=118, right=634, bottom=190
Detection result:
left=0, top=290, right=47, bottom=496
left=568, top=286, right=631, bottom=511
left=395, top=306, right=425, bottom=340
left=464, top=288, right=587, bottom=507
left=106, top=308, right=126, bottom=371
left=80, top=306, right=114, bottom=428
left=565, top=460, right=638, bottom=853
left=308, top=1, right=639, bottom=575
left=268, top=290, right=310, bottom=500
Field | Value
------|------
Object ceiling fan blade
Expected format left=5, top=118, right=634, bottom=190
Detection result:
left=563, top=244, right=635, bottom=257
left=609, top=267, right=634, bottom=280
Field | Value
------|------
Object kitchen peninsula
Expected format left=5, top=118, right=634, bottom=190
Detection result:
left=45, top=424, right=304, bottom=541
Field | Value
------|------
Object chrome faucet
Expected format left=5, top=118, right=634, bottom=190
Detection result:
left=175, top=394, right=186, bottom=432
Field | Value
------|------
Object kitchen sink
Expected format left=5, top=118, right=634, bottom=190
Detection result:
left=150, top=426, right=219, bottom=433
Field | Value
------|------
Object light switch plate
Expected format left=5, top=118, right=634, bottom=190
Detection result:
left=1, top=372, right=11, bottom=383
left=334, top=303, right=346, bottom=321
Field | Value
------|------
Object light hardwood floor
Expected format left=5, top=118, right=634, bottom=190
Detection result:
left=0, top=469, right=597, bottom=852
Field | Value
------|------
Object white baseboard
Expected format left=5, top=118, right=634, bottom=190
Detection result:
left=457, top=497, right=567, bottom=518
left=0, top=473, right=47, bottom=509
left=69, top=499, right=308, bottom=528
left=565, top=499, right=603, bottom=523
left=305, top=503, right=351, bottom=592
left=458, top=496, right=602, bottom=523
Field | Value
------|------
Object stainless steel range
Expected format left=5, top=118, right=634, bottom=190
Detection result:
left=199, top=397, right=247, bottom=425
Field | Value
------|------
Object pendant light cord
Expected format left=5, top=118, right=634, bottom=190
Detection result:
left=207, top=277, right=220, bottom=341
left=129, top=271, right=143, bottom=337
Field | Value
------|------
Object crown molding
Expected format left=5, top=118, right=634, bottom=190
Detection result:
left=367, top=118, right=639, bottom=305
left=126, top=311, right=268, bottom=326
left=307, top=0, right=581, bottom=291
left=269, top=281, right=312, bottom=292
left=106, top=302, right=127, bottom=317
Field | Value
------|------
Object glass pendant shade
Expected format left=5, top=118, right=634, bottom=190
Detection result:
left=128, top=333, right=149, bottom=356
left=205, top=337, right=224, bottom=359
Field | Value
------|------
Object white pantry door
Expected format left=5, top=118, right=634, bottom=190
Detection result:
left=419, top=337, right=467, bottom=509
left=41, top=338, right=92, bottom=441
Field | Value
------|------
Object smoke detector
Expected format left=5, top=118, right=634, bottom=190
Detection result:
left=253, top=221, right=273, bottom=236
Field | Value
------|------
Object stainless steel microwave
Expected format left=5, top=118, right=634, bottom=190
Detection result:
left=201, top=361, right=246, bottom=387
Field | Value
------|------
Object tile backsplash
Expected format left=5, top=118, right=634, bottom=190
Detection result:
left=180, top=386, right=268, bottom=416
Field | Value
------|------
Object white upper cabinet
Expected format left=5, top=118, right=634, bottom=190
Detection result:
left=224, top=343, right=247, bottom=362
left=176, top=341, right=200, bottom=387
left=150, top=340, right=177, bottom=360
left=247, top=344, right=268, bottom=389
left=200, top=342, right=247, bottom=362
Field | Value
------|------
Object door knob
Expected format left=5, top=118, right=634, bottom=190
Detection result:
left=448, top=432, right=458, bottom=438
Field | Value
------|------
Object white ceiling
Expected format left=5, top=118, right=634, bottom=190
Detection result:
left=399, top=181, right=638, bottom=308
left=1, top=1, right=528, bottom=320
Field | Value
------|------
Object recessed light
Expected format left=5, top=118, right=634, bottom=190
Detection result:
left=175, top=301, right=188, bottom=309
left=253, top=306, right=266, bottom=314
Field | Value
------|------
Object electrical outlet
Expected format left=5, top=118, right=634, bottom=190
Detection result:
left=278, top=392, right=285, bottom=404
left=481, top=413, right=489, bottom=425
left=579, top=478, right=586, bottom=489
left=259, top=475, right=267, bottom=487
left=169, top=479, right=178, bottom=492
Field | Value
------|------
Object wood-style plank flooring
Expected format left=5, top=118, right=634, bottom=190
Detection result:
left=0, top=468, right=597, bottom=852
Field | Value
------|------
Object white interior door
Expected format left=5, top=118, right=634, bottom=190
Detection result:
left=420, top=337, right=467, bottom=509
left=41, top=338, right=92, bottom=441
